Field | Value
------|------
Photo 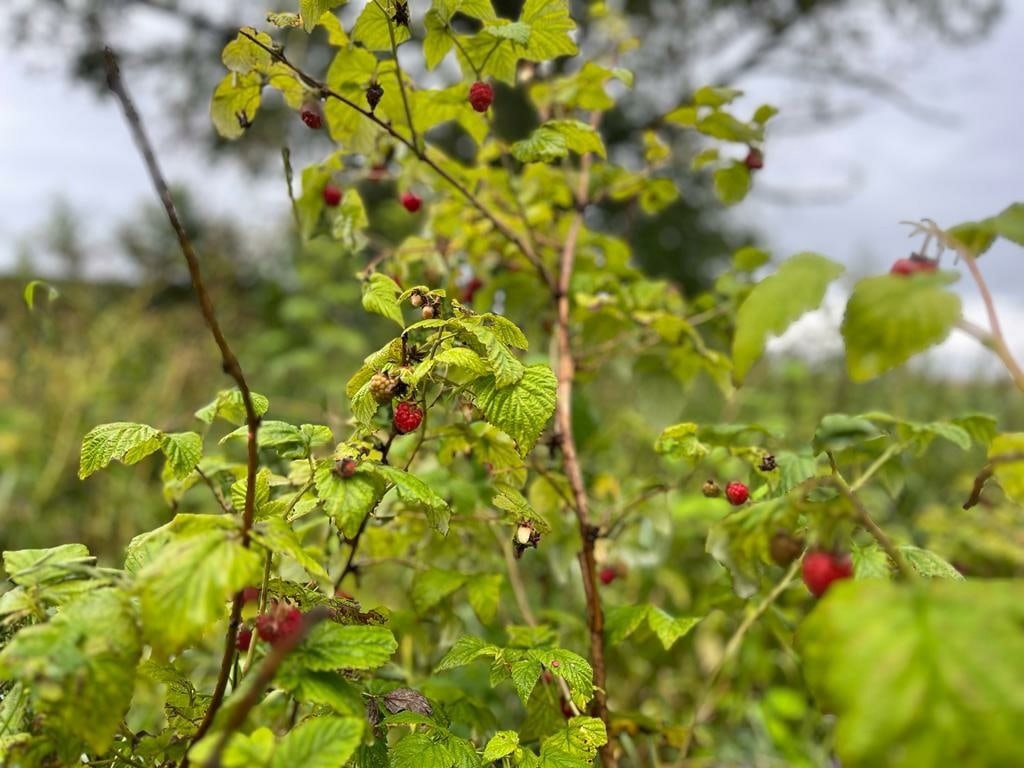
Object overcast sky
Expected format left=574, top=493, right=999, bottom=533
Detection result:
left=1, top=2, right=1021, bottom=373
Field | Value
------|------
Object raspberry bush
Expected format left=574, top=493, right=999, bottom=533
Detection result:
left=3, top=2, right=1024, bottom=767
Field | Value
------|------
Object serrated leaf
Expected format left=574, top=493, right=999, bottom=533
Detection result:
left=466, top=574, right=503, bottom=624
left=375, top=465, right=451, bottom=534
left=0, top=589, right=140, bottom=754
left=541, top=716, right=606, bottom=762
left=136, top=528, right=263, bottom=653
left=271, top=716, right=363, bottom=768
left=389, top=733, right=453, bottom=768
left=195, top=389, right=270, bottom=426
left=352, top=0, right=410, bottom=51
left=842, top=273, right=962, bottom=381
left=605, top=604, right=649, bottom=645
left=160, top=432, right=203, bottom=480
left=434, top=635, right=494, bottom=672
left=79, top=422, right=162, bottom=479
left=458, top=322, right=525, bottom=388
left=483, top=731, right=519, bottom=761
left=798, top=580, right=1024, bottom=767
left=299, top=0, right=347, bottom=33
left=511, top=657, right=544, bottom=703
left=230, top=467, right=272, bottom=514
left=541, top=120, right=606, bottom=158
left=3, top=544, right=93, bottom=586
left=252, top=517, right=329, bottom=580
left=287, top=623, right=398, bottom=671
left=527, top=648, right=593, bottom=705
left=520, top=0, right=578, bottom=61
left=411, top=569, right=466, bottom=613
left=471, top=365, right=556, bottom=457
left=211, top=72, right=262, bottom=140
left=362, top=273, right=405, bottom=327
left=654, top=422, right=708, bottom=460
left=645, top=607, right=700, bottom=650
left=812, top=414, right=882, bottom=453
left=314, top=460, right=387, bottom=538
left=948, top=202, right=1024, bottom=255
left=898, top=546, right=963, bottom=580
left=733, top=252, right=845, bottom=381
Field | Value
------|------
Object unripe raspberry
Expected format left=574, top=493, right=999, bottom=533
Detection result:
left=468, top=81, right=494, bottom=112
left=369, top=372, right=397, bottom=404
left=802, top=550, right=854, bottom=598
left=400, top=191, right=422, bottom=213
left=409, top=292, right=424, bottom=308
left=300, top=99, right=324, bottom=129
left=701, top=479, right=721, bottom=498
left=744, top=147, right=764, bottom=170
left=323, top=184, right=342, bottom=207
left=725, top=481, right=749, bottom=506
left=769, top=532, right=804, bottom=567
left=393, top=401, right=423, bottom=434
left=421, top=304, right=436, bottom=320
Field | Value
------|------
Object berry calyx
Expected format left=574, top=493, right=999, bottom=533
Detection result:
left=599, top=566, right=617, bottom=585
left=323, top=184, right=343, bottom=207
left=300, top=99, right=324, bottom=129
left=400, top=191, right=422, bottom=213
left=255, top=602, right=303, bottom=646
left=802, top=550, right=854, bottom=598
left=759, top=454, right=778, bottom=472
left=235, top=626, right=253, bottom=652
left=366, top=82, right=384, bottom=113
left=890, top=254, right=938, bottom=276
left=369, top=372, right=398, bottom=404
left=725, top=481, right=749, bottom=506
left=393, top=401, right=423, bottom=434
left=701, top=479, right=722, bottom=498
left=333, top=457, right=358, bottom=478
left=468, top=81, right=494, bottom=113
left=744, top=147, right=764, bottom=170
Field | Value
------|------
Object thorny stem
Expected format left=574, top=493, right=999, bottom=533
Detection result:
left=827, top=453, right=914, bottom=579
left=553, top=112, right=617, bottom=767
left=237, top=30, right=554, bottom=289
left=102, top=48, right=262, bottom=768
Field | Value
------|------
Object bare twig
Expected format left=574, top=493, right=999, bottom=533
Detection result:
left=102, top=48, right=262, bottom=768
left=963, top=452, right=1024, bottom=509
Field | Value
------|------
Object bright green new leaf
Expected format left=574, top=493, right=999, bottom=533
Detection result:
left=732, top=252, right=844, bottom=381
left=211, top=72, right=262, bottom=140
left=697, top=112, right=762, bottom=143
left=160, top=432, right=203, bottom=480
left=645, top=606, right=701, bottom=650
left=286, top=622, right=398, bottom=671
left=520, top=0, right=578, bottom=61
left=136, top=528, right=263, bottom=653
left=527, top=648, right=593, bottom=705
left=362, top=273, right=405, bottom=328
left=0, top=588, right=141, bottom=754
left=4, top=544, right=92, bottom=586
left=990, top=432, right=1024, bottom=504
left=471, top=364, right=557, bottom=457
left=352, top=0, right=410, bottom=51
left=222, top=29, right=274, bottom=74
left=314, top=459, right=387, bottom=538
left=483, top=731, right=520, bottom=762
left=693, top=85, right=742, bottom=107
left=375, top=464, right=451, bottom=534
left=271, top=716, right=364, bottom=768
left=948, top=202, right=1024, bottom=255
left=23, top=279, right=59, bottom=310
left=513, top=120, right=605, bottom=163
left=898, top=546, right=963, bottom=580
left=712, top=162, right=751, bottom=205
left=798, top=580, right=1024, bottom=767
left=299, top=0, right=347, bottom=32
left=195, top=388, right=270, bottom=426
left=79, top=422, right=163, bottom=479
left=434, top=635, right=495, bottom=672
left=842, top=272, right=962, bottom=381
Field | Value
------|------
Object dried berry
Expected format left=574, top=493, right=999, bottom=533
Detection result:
left=759, top=454, right=777, bottom=472
left=366, top=82, right=384, bottom=113
left=421, top=304, right=436, bottom=320
left=769, top=532, right=804, bottom=568
left=702, top=479, right=722, bottom=498
left=744, top=147, right=764, bottom=170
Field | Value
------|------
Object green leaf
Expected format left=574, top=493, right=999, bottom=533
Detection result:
left=23, top=279, right=59, bottom=310
left=411, top=569, right=467, bottom=613
left=541, top=716, right=606, bottom=762
left=798, top=580, right=1024, bottom=767
left=520, top=0, right=578, bottom=61
left=664, top=105, right=697, bottom=126
left=752, top=103, right=779, bottom=123
left=222, top=29, right=274, bottom=73
left=3, top=544, right=92, bottom=586
left=733, top=246, right=770, bottom=271
left=271, top=716, right=363, bottom=768
left=211, top=72, right=262, bottom=140
left=195, top=389, right=270, bottom=426
left=483, top=731, right=519, bottom=762
left=605, top=604, right=650, bottom=645
left=645, top=607, right=701, bottom=650
left=733, top=252, right=844, bottom=382
left=299, top=0, right=347, bottom=33
left=352, top=1, right=410, bottom=51
left=542, top=120, right=606, bottom=158
left=389, top=733, right=453, bottom=768
left=471, top=365, right=557, bottom=457
left=897, top=546, right=964, bottom=580
left=434, top=635, right=495, bottom=672
left=510, top=656, right=544, bottom=703
left=252, top=517, right=329, bottom=580
left=457, top=321, right=525, bottom=388
left=654, top=422, right=708, bottom=460
left=485, top=21, right=531, bottom=44
left=841, top=273, right=962, bottom=381
left=136, top=528, right=263, bottom=653
left=160, top=432, right=203, bottom=480
left=812, top=414, right=882, bottom=453
left=314, top=459, right=387, bottom=538
left=693, top=86, right=743, bottom=107
left=0, top=589, right=141, bottom=753
left=362, top=273, right=405, bottom=327
left=79, top=422, right=163, bottom=479
left=948, top=202, right=1024, bottom=255
left=696, top=111, right=762, bottom=143
left=231, top=467, right=272, bottom=514
left=527, top=648, right=593, bottom=706
left=989, top=433, right=1024, bottom=504
left=512, top=120, right=604, bottom=163
left=375, top=465, right=451, bottom=534
left=712, top=162, right=751, bottom=205
left=287, top=623, right=398, bottom=671
left=466, top=573, right=503, bottom=624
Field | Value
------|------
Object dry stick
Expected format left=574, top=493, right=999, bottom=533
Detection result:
left=237, top=30, right=554, bottom=290
left=553, top=115, right=617, bottom=768
left=201, top=607, right=332, bottom=768
left=102, top=48, right=263, bottom=768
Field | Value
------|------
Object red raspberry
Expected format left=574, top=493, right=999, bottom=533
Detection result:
left=255, top=602, right=303, bottom=646
left=300, top=100, right=324, bottom=129
left=744, top=147, right=764, bottom=170
left=725, top=482, right=749, bottom=506
left=241, top=586, right=260, bottom=604
left=323, top=184, right=342, bottom=207
left=235, top=626, right=252, bottom=652
left=890, top=255, right=938, bottom=276
left=460, top=276, right=484, bottom=304
left=400, top=191, right=422, bottom=213
left=599, top=567, right=616, bottom=585
left=802, top=550, right=854, bottom=598
left=334, top=457, right=358, bottom=478
left=468, top=81, right=494, bottom=113
left=393, top=401, right=423, bottom=434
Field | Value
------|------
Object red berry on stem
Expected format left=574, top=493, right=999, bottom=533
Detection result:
left=300, top=100, right=323, bottom=129
left=400, top=191, right=422, bottom=213
left=599, top=566, right=617, bottom=585
left=235, top=626, right=253, bottom=652
left=744, top=147, right=764, bottom=170
left=468, top=81, right=494, bottom=113
left=802, top=550, right=854, bottom=598
left=460, top=276, right=484, bottom=304
left=255, top=602, right=303, bottom=646
left=393, top=401, right=423, bottom=434
left=323, top=184, right=342, bottom=207
left=890, top=255, right=938, bottom=276
left=725, top=481, right=749, bottom=506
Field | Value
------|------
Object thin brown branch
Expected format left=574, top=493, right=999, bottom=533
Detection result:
left=237, top=30, right=554, bottom=289
left=199, top=607, right=331, bottom=768
left=334, top=509, right=374, bottom=591
left=102, top=48, right=262, bottom=768
left=963, top=452, right=1024, bottom=509
left=552, top=112, right=617, bottom=767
